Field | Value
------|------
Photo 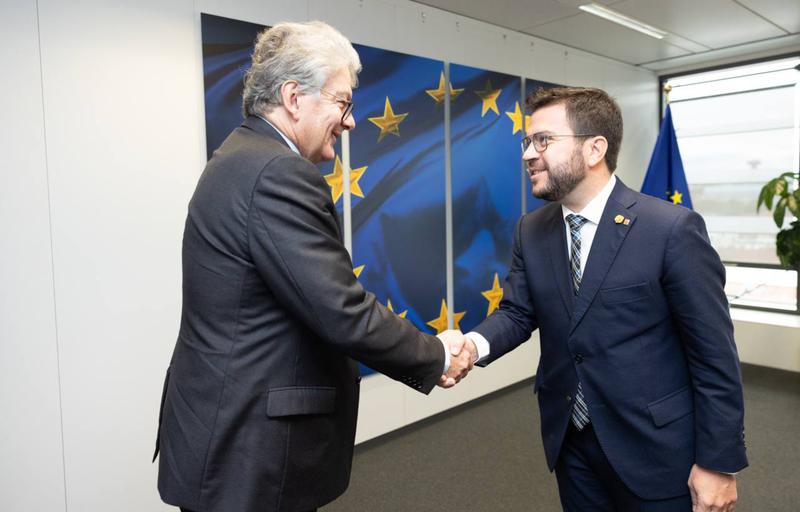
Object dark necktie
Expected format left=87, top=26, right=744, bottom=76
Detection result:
left=566, top=214, right=590, bottom=430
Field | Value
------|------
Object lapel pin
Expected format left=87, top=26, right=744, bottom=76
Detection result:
left=623, top=218, right=631, bottom=226
left=614, top=214, right=624, bottom=224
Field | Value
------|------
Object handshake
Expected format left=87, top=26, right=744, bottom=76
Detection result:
left=437, top=330, right=478, bottom=388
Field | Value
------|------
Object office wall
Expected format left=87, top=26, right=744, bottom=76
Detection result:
left=1, top=0, right=662, bottom=510
left=0, top=1, right=66, bottom=511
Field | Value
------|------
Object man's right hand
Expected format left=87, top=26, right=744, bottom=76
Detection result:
left=437, top=330, right=477, bottom=388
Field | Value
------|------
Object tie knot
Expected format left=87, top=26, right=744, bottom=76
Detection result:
left=566, top=214, right=588, bottom=232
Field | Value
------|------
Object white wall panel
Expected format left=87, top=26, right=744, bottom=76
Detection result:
left=196, top=0, right=309, bottom=28
left=309, top=0, right=399, bottom=51
left=500, top=32, right=537, bottom=81
left=565, top=49, right=607, bottom=88
left=0, top=1, right=66, bottom=510
left=529, top=39, right=567, bottom=86
left=354, top=375, right=409, bottom=443
left=37, top=0, right=200, bottom=509
left=732, top=312, right=800, bottom=373
left=394, top=1, right=458, bottom=62
left=446, top=17, right=515, bottom=74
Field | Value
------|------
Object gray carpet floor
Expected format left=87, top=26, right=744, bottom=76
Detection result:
left=322, top=364, right=800, bottom=511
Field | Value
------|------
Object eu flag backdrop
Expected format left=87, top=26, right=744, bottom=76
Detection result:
left=349, top=45, right=447, bottom=337
left=641, top=105, right=693, bottom=209
left=450, top=64, right=521, bottom=333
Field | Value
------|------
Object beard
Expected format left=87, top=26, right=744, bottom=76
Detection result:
left=531, top=147, right=587, bottom=202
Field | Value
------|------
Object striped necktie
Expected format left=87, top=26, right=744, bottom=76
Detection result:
left=566, top=213, right=590, bottom=430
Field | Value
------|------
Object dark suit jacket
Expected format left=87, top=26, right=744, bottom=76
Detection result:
left=155, top=116, right=445, bottom=512
left=474, top=179, right=747, bottom=499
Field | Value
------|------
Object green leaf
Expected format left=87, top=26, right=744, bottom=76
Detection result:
left=775, top=177, right=788, bottom=196
left=788, top=194, right=799, bottom=219
left=773, top=196, right=787, bottom=227
left=763, top=178, right=778, bottom=210
left=757, top=185, right=768, bottom=211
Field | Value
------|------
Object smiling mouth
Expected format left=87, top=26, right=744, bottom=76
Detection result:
left=529, top=168, right=547, bottom=177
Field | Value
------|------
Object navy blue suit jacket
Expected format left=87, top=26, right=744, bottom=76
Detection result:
left=474, top=178, right=747, bottom=499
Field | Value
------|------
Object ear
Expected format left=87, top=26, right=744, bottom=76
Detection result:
left=279, top=80, right=302, bottom=121
left=585, top=136, right=608, bottom=168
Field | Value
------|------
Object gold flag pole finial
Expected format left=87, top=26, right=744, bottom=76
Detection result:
left=663, top=83, right=673, bottom=104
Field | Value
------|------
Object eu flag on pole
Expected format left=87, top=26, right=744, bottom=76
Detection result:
left=641, top=105, right=692, bottom=209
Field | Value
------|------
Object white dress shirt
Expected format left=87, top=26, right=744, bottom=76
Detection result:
left=467, top=176, right=617, bottom=362
left=257, top=115, right=301, bottom=155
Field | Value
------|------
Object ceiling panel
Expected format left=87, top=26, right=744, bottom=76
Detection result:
left=524, top=12, right=691, bottom=64
left=611, top=0, right=786, bottom=49
left=410, top=0, right=799, bottom=69
left=737, top=0, right=800, bottom=34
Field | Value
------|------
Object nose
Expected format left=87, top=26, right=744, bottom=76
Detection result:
left=343, top=112, right=356, bottom=130
left=522, top=143, right=540, bottom=162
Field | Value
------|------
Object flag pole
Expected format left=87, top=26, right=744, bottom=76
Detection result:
left=663, top=83, right=672, bottom=116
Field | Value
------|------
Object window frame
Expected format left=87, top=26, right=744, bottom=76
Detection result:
left=658, top=53, right=800, bottom=315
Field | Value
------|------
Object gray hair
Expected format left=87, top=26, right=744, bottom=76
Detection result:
left=242, top=21, right=361, bottom=117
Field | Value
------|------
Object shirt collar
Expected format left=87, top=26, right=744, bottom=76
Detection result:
left=256, top=115, right=300, bottom=155
left=561, top=175, right=617, bottom=225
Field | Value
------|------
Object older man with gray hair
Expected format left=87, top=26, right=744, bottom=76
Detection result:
left=154, top=21, right=474, bottom=512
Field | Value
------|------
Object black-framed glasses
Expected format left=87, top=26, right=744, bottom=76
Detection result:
left=320, top=89, right=354, bottom=124
left=521, top=132, right=596, bottom=153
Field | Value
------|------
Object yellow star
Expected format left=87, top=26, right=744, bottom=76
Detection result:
left=387, top=299, right=407, bottom=319
left=323, top=155, right=368, bottom=204
left=670, top=190, right=683, bottom=205
left=481, top=273, right=503, bottom=317
left=425, top=72, right=464, bottom=104
left=525, top=114, right=531, bottom=132
left=474, top=79, right=502, bottom=117
left=368, top=97, right=409, bottom=142
left=426, top=299, right=466, bottom=334
left=353, top=265, right=365, bottom=278
left=506, top=101, right=525, bottom=134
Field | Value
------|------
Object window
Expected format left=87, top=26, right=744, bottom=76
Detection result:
left=663, top=56, right=800, bottom=313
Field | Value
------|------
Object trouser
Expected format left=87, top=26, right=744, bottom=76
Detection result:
left=555, top=423, right=692, bottom=511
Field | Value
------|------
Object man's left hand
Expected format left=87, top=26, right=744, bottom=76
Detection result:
left=688, top=464, right=737, bottom=512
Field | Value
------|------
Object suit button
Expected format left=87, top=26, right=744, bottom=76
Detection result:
left=574, top=354, right=583, bottom=364
left=566, top=395, right=572, bottom=402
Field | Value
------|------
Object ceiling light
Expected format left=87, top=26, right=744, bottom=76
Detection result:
left=579, top=3, right=668, bottom=40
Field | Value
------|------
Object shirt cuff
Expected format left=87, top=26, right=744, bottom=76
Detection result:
left=466, top=331, right=490, bottom=362
left=437, top=336, right=450, bottom=373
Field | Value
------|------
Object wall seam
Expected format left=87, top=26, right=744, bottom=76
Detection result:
left=34, top=0, right=68, bottom=510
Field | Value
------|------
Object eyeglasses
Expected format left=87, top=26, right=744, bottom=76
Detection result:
left=320, top=89, right=354, bottom=124
left=521, top=132, right=596, bottom=153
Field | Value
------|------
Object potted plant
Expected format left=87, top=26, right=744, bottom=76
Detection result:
left=757, top=171, right=800, bottom=270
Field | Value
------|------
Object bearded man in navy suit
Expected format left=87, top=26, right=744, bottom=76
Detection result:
left=464, top=87, right=747, bottom=511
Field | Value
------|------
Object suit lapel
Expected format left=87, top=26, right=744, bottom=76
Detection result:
left=545, top=207, right=574, bottom=315
left=569, top=180, right=638, bottom=335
